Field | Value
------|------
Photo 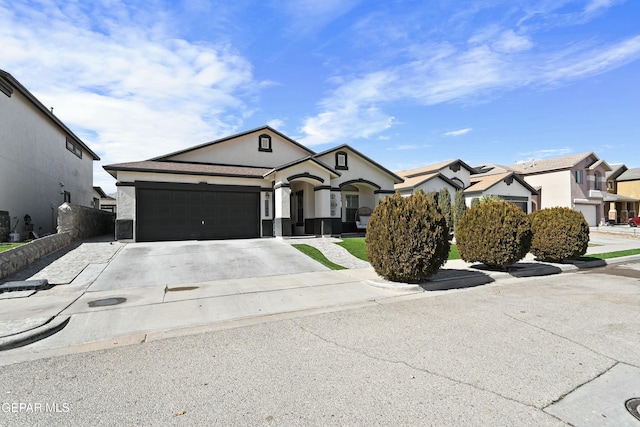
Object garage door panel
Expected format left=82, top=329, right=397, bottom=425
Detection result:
left=137, top=187, right=259, bottom=242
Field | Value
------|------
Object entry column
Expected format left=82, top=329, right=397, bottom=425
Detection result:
left=274, top=182, right=291, bottom=237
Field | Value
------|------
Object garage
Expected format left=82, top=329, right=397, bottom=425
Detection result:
left=574, top=203, right=597, bottom=226
left=136, top=184, right=260, bottom=242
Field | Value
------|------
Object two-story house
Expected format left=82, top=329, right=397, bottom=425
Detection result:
left=0, top=70, right=100, bottom=238
left=509, top=152, right=611, bottom=226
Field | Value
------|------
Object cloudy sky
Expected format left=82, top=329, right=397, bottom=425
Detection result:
left=2, top=0, right=639, bottom=193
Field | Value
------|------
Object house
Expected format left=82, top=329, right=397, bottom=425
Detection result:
left=0, top=70, right=100, bottom=238
left=395, top=160, right=476, bottom=203
left=464, top=169, right=538, bottom=213
left=103, top=126, right=403, bottom=242
left=92, top=187, right=117, bottom=214
left=613, top=167, right=640, bottom=221
left=395, top=160, right=537, bottom=213
left=508, top=152, right=611, bottom=226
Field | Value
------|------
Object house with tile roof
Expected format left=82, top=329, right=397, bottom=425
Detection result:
left=465, top=171, right=538, bottom=213
left=0, top=69, right=100, bottom=239
left=104, top=126, right=403, bottom=241
left=613, top=167, right=640, bottom=222
left=508, top=152, right=611, bottom=226
left=394, top=160, right=476, bottom=205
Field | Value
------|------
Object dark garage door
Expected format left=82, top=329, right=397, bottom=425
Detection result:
left=137, top=185, right=260, bottom=242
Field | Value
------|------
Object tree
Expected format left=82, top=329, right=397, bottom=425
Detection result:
left=438, top=188, right=452, bottom=236
left=453, top=189, right=467, bottom=232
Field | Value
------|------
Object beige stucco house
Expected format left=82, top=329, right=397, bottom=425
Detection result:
left=104, top=126, right=403, bottom=242
left=613, top=167, right=640, bottom=222
left=394, top=160, right=476, bottom=203
left=0, top=70, right=100, bottom=239
left=509, top=152, right=611, bottom=226
left=464, top=169, right=538, bottom=213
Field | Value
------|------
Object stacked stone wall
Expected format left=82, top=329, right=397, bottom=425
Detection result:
left=0, top=233, right=72, bottom=280
left=57, top=203, right=115, bottom=240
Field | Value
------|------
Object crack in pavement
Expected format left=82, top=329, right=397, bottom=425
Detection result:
left=543, top=362, right=619, bottom=410
left=292, top=321, right=558, bottom=419
left=503, top=313, right=617, bottom=362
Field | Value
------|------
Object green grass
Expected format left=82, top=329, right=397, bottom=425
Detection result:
left=335, top=238, right=368, bottom=261
left=578, top=248, right=640, bottom=261
left=335, top=238, right=461, bottom=261
left=0, top=242, right=24, bottom=253
left=292, top=244, right=347, bottom=270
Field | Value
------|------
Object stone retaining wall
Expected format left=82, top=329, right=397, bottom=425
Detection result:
left=57, top=203, right=115, bottom=240
left=0, top=233, right=72, bottom=280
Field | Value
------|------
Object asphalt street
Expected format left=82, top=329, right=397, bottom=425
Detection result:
left=1, top=262, right=639, bottom=426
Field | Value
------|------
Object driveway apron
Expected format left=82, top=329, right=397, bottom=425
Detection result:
left=87, top=239, right=329, bottom=292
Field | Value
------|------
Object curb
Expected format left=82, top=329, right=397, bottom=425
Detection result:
left=365, top=254, right=640, bottom=291
left=0, top=316, right=70, bottom=352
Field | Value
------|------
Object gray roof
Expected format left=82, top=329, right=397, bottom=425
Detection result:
left=509, top=152, right=603, bottom=174
left=617, top=167, right=640, bottom=182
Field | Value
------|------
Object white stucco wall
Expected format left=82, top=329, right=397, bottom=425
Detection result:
left=439, top=165, right=472, bottom=188
left=316, top=148, right=397, bottom=193
left=523, top=171, right=571, bottom=209
left=0, top=87, right=94, bottom=236
left=167, top=129, right=312, bottom=168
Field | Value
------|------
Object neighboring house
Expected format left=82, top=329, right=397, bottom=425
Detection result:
left=0, top=70, right=100, bottom=238
left=103, top=126, right=403, bottom=242
left=395, top=160, right=476, bottom=203
left=92, top=187, right=117, bottom=214
left=603, top=164, right=638, bottom=224
left=508, top=152, right=611, bottom=226
left=614, top=167, right=640, bottom=221
left=464, top=169, right=538, bottom=213
left=395, top=160, right=537, bottom=213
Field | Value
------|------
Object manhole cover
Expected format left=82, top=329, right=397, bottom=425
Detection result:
left=626, top=398, right=640, bottom=421
left=88, top=297, right=127, bottom=307
left=166, top=286, right=199, bottom=292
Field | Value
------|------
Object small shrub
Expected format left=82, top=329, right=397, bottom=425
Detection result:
left=366, top=192, right=450, bottom=283
left=529, top=207, right=589, bottom=261
left=438, top=188, right=453, bottom=235
left=455, top=200, right=532, bottom=269
left=453, top=189, right=467, bottom=232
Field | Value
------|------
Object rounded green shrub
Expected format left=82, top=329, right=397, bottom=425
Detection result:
left=455, top=201, right=532, bottom=269
left=529, top=207, right=589, bottom=261
left=366, top=192, right=450, bottom=283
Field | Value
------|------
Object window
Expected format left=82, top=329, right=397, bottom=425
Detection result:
left=63, top=191, right=71, bottom=203
left=258, top=134, right=272, bottom=152
left=345, top=194, right=359, bottom=221
left=594, top=172, right=601, bottom=190
left=66, top=138, right=82, bottom=158
left=575, top=170, right=583, bottom=184
left=264, top=194, right=270, bottom=217
left=335, top=151, right=348, bottom=170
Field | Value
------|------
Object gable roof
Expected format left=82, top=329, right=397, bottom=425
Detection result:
left=617, top=167, right=640, bottom=182
left=473, top=163, right=513, bottom=176
left=103, top=160, right=271, bottom=179
left=606, top=164, right=627, bottom=181
left=394, top=172, right=461, bottom=191
left=0, top=69, right=100, bottom=160
left=263, top=156, right=340, bottom=179
left=509, top=152, right=611, bottom=175
left=151, top=125, right=315, bottom=161
left=465, top=171, right=538, bottom=195
left=396, top=159, right=476, bottom=179
left=314, top=144, right=404, bottom=183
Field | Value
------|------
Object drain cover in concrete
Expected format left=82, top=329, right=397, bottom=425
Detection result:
left=545, top=363, right=640, bottom=426
left=88, top=297, right=127, bottom=307
left=626, top=398, right=640, bottom=421
left=0, top=279, right=50, bottom=293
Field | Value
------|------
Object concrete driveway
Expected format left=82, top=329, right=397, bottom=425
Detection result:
left=88, top=238, right=329, bottom=292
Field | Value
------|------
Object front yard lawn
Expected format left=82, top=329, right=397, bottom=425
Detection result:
left=0, top=242, right=24, bottom=253
left=292, top=244, right=347, bottom=270
left=335, top=238, right=461, bottom=262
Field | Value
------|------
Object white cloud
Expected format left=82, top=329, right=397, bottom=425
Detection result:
left=444, top=128, right=472, bottom=137
left=492, top=30, right=533, bottom=53
left=0, top=1, right=264, bottom=192
left=266, top=119, right=286, bottom=130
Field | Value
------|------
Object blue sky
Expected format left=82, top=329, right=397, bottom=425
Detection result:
left=2, top=0, right=639, bottom=193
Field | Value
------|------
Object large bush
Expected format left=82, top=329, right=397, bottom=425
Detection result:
left=455, top=200, right=532, bottom=269
left=366, top=192, right=450, bottom=283
left=529, top=207, right=589, bottom=261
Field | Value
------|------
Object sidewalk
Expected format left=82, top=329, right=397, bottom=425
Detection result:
left=1, top=233, right=639, bottom=358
